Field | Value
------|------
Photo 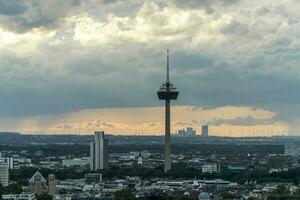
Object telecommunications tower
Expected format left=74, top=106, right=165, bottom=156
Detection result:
left=157, top=50, right=179, bottom=173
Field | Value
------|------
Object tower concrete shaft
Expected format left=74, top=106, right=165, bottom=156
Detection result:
left=157, top=50, right=179, bottom=173
left=164, top=99, right=171, bottom=172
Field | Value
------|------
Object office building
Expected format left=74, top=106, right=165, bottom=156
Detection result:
left=0, top=160, right=9, bottom=186
left=0, top=154, right=13, bottom=170
left=7, top=158, right=14, bottom=169
left=137, top=152, right=143, bottom=165
left=176, top=127, right=196, bottom=137
left=201, top=125, right=209, bottom=137
left=202, top=163, right=220, bottom=174
left=62, top=157, right=90, bottom=168
left=90, top=131, right=109, bottom=171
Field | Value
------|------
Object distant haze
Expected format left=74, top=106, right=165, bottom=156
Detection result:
left=0, top=106, right=288, bottom=137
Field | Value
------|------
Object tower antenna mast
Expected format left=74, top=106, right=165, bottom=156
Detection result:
left=167, top=49, right=170, bottom=83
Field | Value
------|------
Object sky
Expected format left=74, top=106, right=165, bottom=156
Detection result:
left=0, top=0, right=299, bottom=136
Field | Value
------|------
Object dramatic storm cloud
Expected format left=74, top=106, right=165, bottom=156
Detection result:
left=0, top=0, right=299, bottom=135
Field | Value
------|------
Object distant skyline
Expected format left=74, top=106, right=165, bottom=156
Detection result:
left=0, top=0, right=299, bottom=136
left=0, top=106, right=289, bottom=137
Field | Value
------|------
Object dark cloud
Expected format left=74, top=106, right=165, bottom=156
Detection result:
left=0, top=0, right=81, bottom=32
left=207, top=116, right=274, bottom=126
left=100, top=0, right=125, bottom=4
left=170, top=0, right=239, bottom=12
left=2, top=15, right=56, bottom=33
left=0, top=42, right=299, bottom=121
left=0, top=0, right=28, bottom=15
left=170, top=47, right=300, bottom=110
left=221, top=20, right=249, bottom=36
left=0, top=45, right=160, bottom=117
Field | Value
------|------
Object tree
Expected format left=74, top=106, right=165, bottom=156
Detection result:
left=248, top=197, right=260, bottom=200
left=173, top=195, right=197, bottom=200
left=36, top=193, right=52, bottom=200
left=293, top=177, right=299, bottom=186
left=221, top=191, right=235, bottom=199
left=267, top=185, right=292, bottom=200
left=115, top=189, right=136, bottom=200
left=0, top=183, right=3, bottom=200
left=3, top=183, right=22, bottom=194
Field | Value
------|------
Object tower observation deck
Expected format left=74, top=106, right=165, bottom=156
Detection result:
left=157, top=49, right=179, bottom=173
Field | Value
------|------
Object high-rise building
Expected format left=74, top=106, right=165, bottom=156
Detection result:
left=137, top=152, right=143, bottom=165
left=176, top=127, right=196, bottom=137
left=201, top=125, right=209, bottom=138
left=90, top=131, right=109, bottom=171
left=157, top=50, right=179, bottom=173
left=7, top=158, right=14, bottom=170
left=0, top=153, right=13, bottom=170
left=90, top=142, right=95, bottom=171
left=0, top=160, right=9, bottom=186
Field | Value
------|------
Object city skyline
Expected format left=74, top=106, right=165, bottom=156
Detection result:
left=0, top=0, right=299, bottom=136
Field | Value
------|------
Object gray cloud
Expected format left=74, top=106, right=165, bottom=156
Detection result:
left=169, top=0, right=239, bottom=12
left=0, top=0, right=28, bottom=15
left=0, top=0, right=81, bottom=32
left=1, top=43, right=299, bottom=121
left=100, top=0, right=125, bottom=4
left=207, top=116, right=274, bottom=126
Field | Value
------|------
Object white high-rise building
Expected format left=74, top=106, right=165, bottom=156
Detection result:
left=7, top=158, right=14, bottom=170
left=90, top=141, right=95, bottom=171
left=90, top=131, right=108, bottom=171
left=0, top=160, right=9, bottom=186
left=0, top=153, right=14, bottom=170
left=137, top=152, right=143, bottom=165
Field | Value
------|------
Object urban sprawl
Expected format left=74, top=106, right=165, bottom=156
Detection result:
left=1, top=129, right=300, bottom=200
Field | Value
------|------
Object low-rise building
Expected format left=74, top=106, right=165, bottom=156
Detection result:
left=202, top=163, right=220, bottom=174
left=85, top=173, right=102, bottom=184
left=2, top=193, right=36, bottom=200
left=62, top=157, right=90, bottom=168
